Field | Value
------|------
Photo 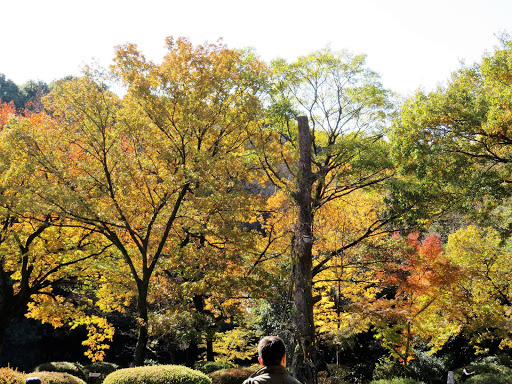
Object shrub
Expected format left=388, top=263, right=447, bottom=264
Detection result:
left=370, top=378, right=424, bottom=384
left=466, top=373, right=512, bottom=384
left=454, top=361, right=512, bottom=383
left=372, top=357, right=410, bottom=381
left=208, top=367, right=257, bottom=384
left=408, top=350, right=447, bottom=384
left=0, top=367, right=26, bottom=384
left=194, top=362, right=236, bottom=374
left=475, top=355, right=512, bottom=369
left=103, top=365, right=211, bottom=384
left=34, top=363, right=87, bottom=382
left=26, top=371, right=86, bottom=384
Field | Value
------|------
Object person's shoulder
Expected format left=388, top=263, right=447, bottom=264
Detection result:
left=285, top=374, right=303, bottom=384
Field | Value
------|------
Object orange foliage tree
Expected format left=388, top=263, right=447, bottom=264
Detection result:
left=368, top=233, right=459, bottom=363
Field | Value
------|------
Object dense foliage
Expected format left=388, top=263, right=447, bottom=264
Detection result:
left=0, top=367, right=25, bottom=384
left=2, top=34, right=512, bottom=384
left=208, top=367, right=257, bottom=384
left=103, top=365, right=211, bottom=384
left=26, top=372, right=86, bottom=384
left=34, top=362, right=87, bottom=381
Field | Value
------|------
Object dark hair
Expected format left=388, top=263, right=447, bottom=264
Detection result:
left=258, top=336, right=286, bottom=366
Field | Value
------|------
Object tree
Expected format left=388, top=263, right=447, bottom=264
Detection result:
left=443, top=225, right=512, bottom=352
left=368, top=233, right=459, bottom=363
left=390, top=37, right=512, bottom=227
left=0, top=103, right=113, bottom=361
left=5, top=37, right=268, bottom=366
left=252, top=47, right=394, bottom=383
left=0, top=75, right=50, bottom=111
left=0, top=74, right=22, bottom=108
left=19, top=80, right=50, bottom=112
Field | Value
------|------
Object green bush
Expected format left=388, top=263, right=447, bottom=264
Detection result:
left=0, top=367, right=26, bottom=384
left=370, top=378, right=424, bottom=384
left=466, top=373, right=512, bottom=384
left=475, top=355, right=512, bottom=369
left=34, top=363, right=87, bottom=382
left=208, top=367, right=257, bottom=384
left=26, top=371, right=86, bottom=384
left=454, top=361, right=512, bottom=383
left=372, top=357, right=410, bottom=381
left=194, top=362, right=236, bottom=375
left=103, top=365, right=211, bottom=384
left=408, top=350, right=447, bottom=384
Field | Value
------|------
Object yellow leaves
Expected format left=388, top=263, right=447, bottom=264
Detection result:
left=26, top=294, right=69, bottom=328
left=95, top=285, right=129, bottom=313
left=73, top=316, right=115, bottom=362
left=211, top=327, right=258, bottom=363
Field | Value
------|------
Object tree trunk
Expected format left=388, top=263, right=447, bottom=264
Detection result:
left=186, top=342, right=199, bottom=367
left=133, top=284, right=149, bottom=366
left=291, top=116, right=317, bottom=384
left=0, top=312, right=9, bottom=364
left=206, top=338, right=214, bottom=361
left=0, top=261, right=14, bottom=363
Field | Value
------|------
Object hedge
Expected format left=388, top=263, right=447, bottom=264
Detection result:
left=208, top=367, right=259, bottom=384
left=103, top=365, right=211, bottom=384
left=25, top=371, right=87, bottom=384
left=34, top=363, right=87, bottom=382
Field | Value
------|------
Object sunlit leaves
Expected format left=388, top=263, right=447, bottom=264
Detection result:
left=444, top=225, right=512, bottom=352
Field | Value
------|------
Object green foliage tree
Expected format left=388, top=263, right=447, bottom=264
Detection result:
left=390, top=37, right=512, bottom=227
left=0, top=74, right=22, bottom=108
left=252, top=47, right=394, bottom=383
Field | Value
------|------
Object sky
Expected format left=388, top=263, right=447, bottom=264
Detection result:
left=2, top=0, right=511, bottom=97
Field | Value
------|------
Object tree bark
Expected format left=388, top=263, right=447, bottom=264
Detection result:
left=133, top=283, right=149, bottom=366
left=291, top=116, right=317, bottom=384
left=0, top=260, right=14, bottom=362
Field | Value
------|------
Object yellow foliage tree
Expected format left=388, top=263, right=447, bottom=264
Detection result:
left=4, top=38, right=269, bottom=366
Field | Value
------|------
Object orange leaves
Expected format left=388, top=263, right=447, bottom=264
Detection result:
left=367, top=232, right=462, bottom=361
left=0, top=101, right=16, bottom=129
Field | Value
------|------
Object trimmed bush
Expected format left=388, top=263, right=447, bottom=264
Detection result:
left=0, top=367, right=26, bottom=384
left=34, top=363, right=87, bottom=382
left=208, top=367, right=258, bottom=384
left=103, top=365, right=211, bottom=384
left=194, top=362, right=236, bottom=375
left=370, top=378, right=424, bottom=384
left=26, top=371, right=87, bottom=384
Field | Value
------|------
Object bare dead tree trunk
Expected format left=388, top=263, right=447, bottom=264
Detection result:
left=291, top=116, right=317, bottom=384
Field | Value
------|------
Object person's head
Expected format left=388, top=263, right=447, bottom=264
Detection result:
left=258, top=336, right=286, bottom=366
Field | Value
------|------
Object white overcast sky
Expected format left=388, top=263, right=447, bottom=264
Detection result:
left=2, top=0, right=511, bottom=97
